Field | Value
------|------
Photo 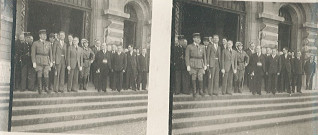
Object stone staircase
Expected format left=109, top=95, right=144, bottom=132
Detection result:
left=172, top=90, right=318, bottom=135
left=0, top=85, right=10, bottom=131
left=11, top=90, right=148, bottom=133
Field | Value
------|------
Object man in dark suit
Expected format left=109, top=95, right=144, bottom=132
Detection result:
left=126, top=45, right=138, bottom=91
left=110, top=45, right=118, bottom=91
left=280, top=47, right=292, bottom=95
left=202, top=37, right=210, bottom=95
left=245, top=42, right=255, bottom=92
left=112, top=46, right=127, bottom=92
left=264, top=48, right=272, bottom=93
left=21, top=33, right=35, bottom=91
left=249, top=45, right=266, bottom=95
left=207, top=35, right=221, bottom=96
left=53, top=31, right=67, bottom=93
left=291, top=51, right=304, bottom=93
left=14, top=33, right=25, bottom=90
left=174, top=35, right=183, bottom=95
left=66, top=37, right=83, bottom=92
left=95, top=43, right=112, bottom=92
left=304, top=56, right=316, bottom=90
left=90, top=40, right=101, bottom=89
left=48, top=33, right=56, bottom=91
left=137, top=48, right=149, bottom=91
left=221, top=40, right=237, bottom=95
left=266, top=48, right=281, bottom=95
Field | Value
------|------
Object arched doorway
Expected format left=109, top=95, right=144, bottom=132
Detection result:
left=278, top=6, right=292, bottom=51
left=123, top=4, right=138, bottom=48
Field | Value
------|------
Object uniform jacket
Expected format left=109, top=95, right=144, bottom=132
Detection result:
left=304, top=60, right=316, bottom=75
left=236, top=50, right=249, bottom=70
left=280, top=54, right=292, bottom=73
left=96, top=50, right=112, bottom=72
left=53, top=39, right=67, bottom=65
left=292, top=57, right=304, bottom=74
left=67, top=45, right=83, bottom=69
left=137, top=54, right=149, bottom=72
left=31, top=40, right=53, bottom=66
left=112, top=52, right=127, bottom=72
left=221, top=49, right=237, bottom=72
left=207, top=43, right=221, bottom=68
left=267, top=54, right=281, bottom=74
left=185, top=43, right=206, bottom=69
left=82, top=47, right=95, bottom=67
left=250, top=53, right=266, bottom=76
left=126, top=51, right=138, bottom=73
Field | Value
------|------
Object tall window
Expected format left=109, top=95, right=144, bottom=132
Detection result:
left=123, top=4, right=137, bottom=48
left=278, top=6, right=292, bottom=51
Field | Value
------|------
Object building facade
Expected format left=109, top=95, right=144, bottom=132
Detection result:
left=174, top=0, right=318, bottom=89
left=0, top=0, right=13, bottom=131
left=15, top=0, right=152, bottom=49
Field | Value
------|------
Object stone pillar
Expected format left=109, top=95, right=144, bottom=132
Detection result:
left=258, top=12, right=284, bottom=48
left=103, top=9, right=129, bottom=46
left=302, top=22, right=318, bottom=56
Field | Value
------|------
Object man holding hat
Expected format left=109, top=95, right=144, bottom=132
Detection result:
left=233, top=42, right=249, bottom=93
left=79, top=39, right=95, bottom=90
left=31, top=29, right=53, bottom=94
left=185, top=33, right=207, bottom=98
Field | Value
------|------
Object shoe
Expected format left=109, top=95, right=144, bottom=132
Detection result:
left=71, top=89, right=78, bottom=92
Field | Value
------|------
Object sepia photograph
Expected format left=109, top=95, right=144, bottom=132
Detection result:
left=170, top=0, right=318, bottom=135
left=7, top=0, right=152, bottom=134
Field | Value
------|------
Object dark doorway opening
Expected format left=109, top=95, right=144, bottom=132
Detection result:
left=124, top=4, right=137, bottom=49
left=27, top=0, right=84, bottom=41
left=278, top=23, right=292, bottom=51
left=181, top=3, right=239, bottom=46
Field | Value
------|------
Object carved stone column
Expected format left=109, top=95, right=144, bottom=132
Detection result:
left=258, top=12, right=284, bottom=48
left=302, top=22, right=318, bottom=57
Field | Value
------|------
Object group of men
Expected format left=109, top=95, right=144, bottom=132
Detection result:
left=173, top=33, right=316, bottom=98
left=14, top=29, right=149, bottom=94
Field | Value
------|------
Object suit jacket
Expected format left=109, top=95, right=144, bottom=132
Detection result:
left=21, top=42, right=32, bottom=66
left=250, top=53, right=266, bottom=76
left=221, top=49, right=237, bottom=72
left=137, top=54, right=149, bottom=72
left=174, top=45, right=186, bottom=70
left=67, top=45, right=83, bottom=69
left=53, top=39, right=67, bottom=65
left=96, top=50, right=112, bottom=72
left=281, top=54, right=292, bottom=73
left=207, top=43, right=221, bottom=68
left=126, top=51, right=138, bottom=73
left=304, top=60, right=316, bottom=75
left=292, top=57, right=304, bottom=74
left=267, top=55, right=281, bottom=74
left=245, top=48, right=254, bottom=71
left=112, top=52, right=127, bottom=72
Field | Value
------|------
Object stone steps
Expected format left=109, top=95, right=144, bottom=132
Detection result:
left=172, top=91, right=318, bottom=135
left=11, top=90, right=148, bottom=133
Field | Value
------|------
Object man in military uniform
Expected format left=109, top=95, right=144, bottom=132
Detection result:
left=207, top=35, right=221, bottom=96
left=21, top=33, right=35, bottom=91
left=79, top=39, right=95, bottom=90
left=234, top=42, right=249, bottom=93
left=185, top=33, right=207, bottom=98
left=14, top=33, right=25, bottom=90
left=31, top=29, right=53, bottom=94
left=53, top=31, right=67, bottom=93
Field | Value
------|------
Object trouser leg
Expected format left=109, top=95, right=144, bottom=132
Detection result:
left=175, top=71, right=181, bottom=94
left=21, top=65, right=28, bottom=91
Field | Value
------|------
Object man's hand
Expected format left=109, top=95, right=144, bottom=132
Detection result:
left=67, top=66, right=71, bottom=70
left=245, top=63, right=248, bottom=67
left=187, top=66, right=191, bottom=72
left=221, top=69, right=225, bottom=74
left=251, top=72, right=254, bottom=76
left=50, top=63, right=53, bottom=67
left=233, top=69, right=237, bottom=74
left=96, top=69, right=100, bottom=73
left=277, top=72, right=280, bottom=75
left=33, top=63, right=37, bottom=68
left=91, top=60, right=94, bottom=64
left=204, top=66, right=207, bottom=70
left=79, top=66, right=83, bottom=71
left=123, top=70, right=125, bottom=73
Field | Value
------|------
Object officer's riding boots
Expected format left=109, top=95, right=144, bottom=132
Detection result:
left=44, top=78, right=50, bottom=94
left=38, top=77, right=42, bottom=94
left=199, top=81, right=204, bottom=96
